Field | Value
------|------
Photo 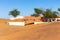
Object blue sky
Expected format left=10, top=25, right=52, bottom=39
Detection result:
left=0, top=0, right=60, bottom=18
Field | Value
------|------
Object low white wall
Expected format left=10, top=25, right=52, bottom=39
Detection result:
left=57, top=18, right=60, bottom=20
left=10, top=18, right=16, bottom=20
left=55, top=18, right=60, bottom=21
left=8, top=22, right=25, bottom=26
left=10, top=16, right=24, bottom=20
left=34, top=22, right=44, bottom=24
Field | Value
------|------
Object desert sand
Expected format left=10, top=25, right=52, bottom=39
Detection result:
left=0, top=19, right=60, bottom=40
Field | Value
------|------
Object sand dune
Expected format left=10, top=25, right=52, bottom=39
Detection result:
left=0, top=19, right=60, bottom=40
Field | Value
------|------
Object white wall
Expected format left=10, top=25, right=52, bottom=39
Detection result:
left=57, top=18, right=60, bottom=20
left=34, top=22, right=44, bottom=24
left=10, top=16, right=24, bottom=20
left=16, top=16, right=24, bottom=19
left=55, top=18, right=60, bottom=21
left=8, top=22, right=25, bottom=26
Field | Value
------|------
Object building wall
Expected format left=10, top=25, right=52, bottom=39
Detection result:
left=9, top=16, right=43, bottom=24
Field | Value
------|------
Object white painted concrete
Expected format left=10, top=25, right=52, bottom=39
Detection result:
left=16, top=16, right=24, bottom=19
left=55, top=18, right=60, bottom=21
left=34, top=22, right=44, bottom=24
left=57, top=18, right=60, bottom=20
left=10, top=16, right=24, bottom=20
left=8, top=22, right=25, bottom=26
left=10, top=18, right=16, bottom=20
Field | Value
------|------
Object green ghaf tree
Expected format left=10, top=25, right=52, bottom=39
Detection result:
left=42, top=9, right=58, bottom=22
left=9, top=9, right=20, bottom=17
left=31, top=8, right=43, bottom=17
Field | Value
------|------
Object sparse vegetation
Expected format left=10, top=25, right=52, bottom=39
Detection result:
left=31, top=8, right=59, bottom=22
left=9, top=9, right=20, bottom=17
left=31, top=8, right=43, bottom=17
